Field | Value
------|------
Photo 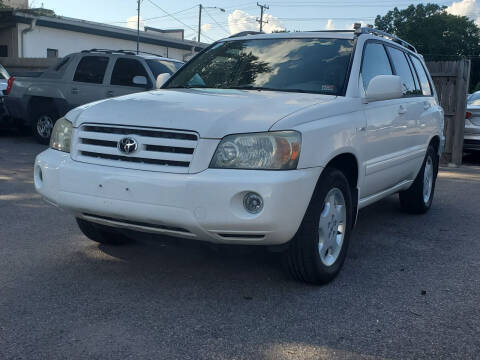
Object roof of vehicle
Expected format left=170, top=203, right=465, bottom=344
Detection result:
left=221, top=26, right=418, bottom=54
left=78, top=49, right=184, bottom=63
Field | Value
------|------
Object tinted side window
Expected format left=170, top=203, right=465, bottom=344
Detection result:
left=386, top=47, right=418, bottom=96
left=410, top=55, right=432, bottom=96
left=111, top=58, right=149, bottom=87
left=406, top=55, right=420, bottom=92
left=73, top=56, right=109, bottom=84
left=361, top=43, right=392, bottom=90
left=146, top=60, right=183, bottom=78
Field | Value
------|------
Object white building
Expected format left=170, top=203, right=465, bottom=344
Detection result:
left=3, top=0, right=28, bottom=9
left=0, top=9, right=207, bottom=61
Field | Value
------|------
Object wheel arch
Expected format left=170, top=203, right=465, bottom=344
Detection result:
left=428, top=135, right=441, bottom=155
left=27, top=96, right=68, bottom=124
left=316, top=152, right=360, bottom=228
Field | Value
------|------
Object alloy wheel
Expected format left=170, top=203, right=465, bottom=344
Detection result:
left=36, top=115, right=54, bottom=139
left=318, top=187, right=347, bottom=267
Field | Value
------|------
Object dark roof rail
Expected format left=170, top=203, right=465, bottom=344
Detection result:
left=80, top=49, right=135, bottom=55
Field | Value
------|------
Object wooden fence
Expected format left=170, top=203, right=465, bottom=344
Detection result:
left=426, top=60, right=471, bottom=166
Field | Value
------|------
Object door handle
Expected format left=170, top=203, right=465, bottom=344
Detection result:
left=106, top=90, right=114, bottom=97
left=71, top=87, right=79, bottom=95
left=398, top=104, right=407, bottom=115
left=424, top=102, right=431, bottom=110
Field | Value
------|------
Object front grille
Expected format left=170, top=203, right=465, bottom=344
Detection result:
left=73, top=124, right=198, bottom=173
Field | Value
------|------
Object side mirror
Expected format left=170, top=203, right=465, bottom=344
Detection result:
left=156, top=73, right=171, bottom=89
left=365, top=75, right=403, bottom=102
left=132, top=75, right=148, bottom=87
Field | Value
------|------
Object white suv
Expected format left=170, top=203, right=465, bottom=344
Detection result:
left=34, top=28, right=444, bottom=284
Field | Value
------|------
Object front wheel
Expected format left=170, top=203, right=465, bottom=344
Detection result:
left=399, top=145, right=438, bottom=214
left=284, top=168, right=353, bottom=285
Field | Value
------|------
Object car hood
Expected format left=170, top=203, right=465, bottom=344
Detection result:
left=68, top=88, right=336, bottom=138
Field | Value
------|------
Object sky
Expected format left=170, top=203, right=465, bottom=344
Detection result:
left=32, top=0, right=480, bottom=42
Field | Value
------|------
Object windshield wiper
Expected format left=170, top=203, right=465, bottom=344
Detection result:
left=229, top=85, right=266, bottom=91
left=168, top=85, right=209, bottom=89
left=230, top=86, right=329, bottom=94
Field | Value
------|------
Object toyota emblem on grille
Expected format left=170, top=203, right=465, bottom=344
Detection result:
left=118, top=137, right=138, bottom=154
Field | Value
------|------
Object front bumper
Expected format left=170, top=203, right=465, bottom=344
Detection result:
left=35, top=149, right=322, bottom=245
left=464, top=135, right=480, bottom=151
left=464, top=122, right=480, bottom=151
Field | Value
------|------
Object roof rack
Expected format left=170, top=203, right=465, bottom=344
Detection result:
left=80, top=49, right=182, bottom=59
left=81, top=49, right=136, bottom=55
left=354, top=24, right=418, bottom=53
left=229, top=31, right=264, bottom=38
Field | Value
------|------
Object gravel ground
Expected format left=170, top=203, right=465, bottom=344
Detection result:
left=1, top=133, right=480, bottom=360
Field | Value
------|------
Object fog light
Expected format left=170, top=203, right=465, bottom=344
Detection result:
left=243, top=192, right=263, bottom=214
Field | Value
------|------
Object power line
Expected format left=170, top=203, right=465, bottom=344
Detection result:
left=204, top=8, right=230, bottom=35
left=146, top=0, right=215, bottom=42
left=107, top=5, right=198, bottom=24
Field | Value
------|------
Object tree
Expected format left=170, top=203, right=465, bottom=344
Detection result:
left=375, top=3, right=480, bottom=60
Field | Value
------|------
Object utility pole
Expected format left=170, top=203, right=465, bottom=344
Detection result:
left=198, top=5, right=225, bottom=43
left=256, top=2, right=269, bottom=32
left=198, top=4, right=202, bottom=43
left=136, top=0, right=141, bottom=54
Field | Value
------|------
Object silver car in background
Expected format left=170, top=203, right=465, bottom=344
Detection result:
left=465, top=91, right=480, bottom=152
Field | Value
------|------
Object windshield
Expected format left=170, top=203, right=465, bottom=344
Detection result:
left=147, top=60, right=183, bottom=77
left=166, top=38, right=354, bottom=95
left=468, top=92, right=480, bottom=106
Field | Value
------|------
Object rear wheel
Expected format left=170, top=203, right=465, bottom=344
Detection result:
left=76, top=218, right=132, bottom=245
left=284, top=168, right=353, bottom=285
left=31, top=106, right=57, bottom=144
left=399, top=145, right=438, bottom=214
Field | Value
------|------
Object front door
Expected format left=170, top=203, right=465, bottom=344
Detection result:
left=105, top=57, right=151, bottom=99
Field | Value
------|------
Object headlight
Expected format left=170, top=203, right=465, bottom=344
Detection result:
left=210, top=131, right=301, bottom=170
left=50, top=117, right=72, bottom=153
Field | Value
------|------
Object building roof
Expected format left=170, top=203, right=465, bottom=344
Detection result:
left=0, top=9, right=208, bottom=52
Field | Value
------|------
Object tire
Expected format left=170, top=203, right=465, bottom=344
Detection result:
left=31, top=106, right=58, bottom=144
left=399, top=145, right=438, bottom=214
left=76, top=218, right=132, bottom=245
left=284, top=168, right=353, bottom=285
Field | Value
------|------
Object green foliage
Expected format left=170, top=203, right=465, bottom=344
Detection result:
left=0, top=0, right=7, bottom=8
left=375, top=3, right=480, bottom=60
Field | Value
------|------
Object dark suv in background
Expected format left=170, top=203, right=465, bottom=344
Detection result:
left=5, top=50, right=183, bottom=143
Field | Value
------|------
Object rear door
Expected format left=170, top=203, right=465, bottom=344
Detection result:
left=383, top=46, right=426, bottom=177
left=68, top=55, right=110, bottom=107
left=106, top=57, right=152, bottom=98
left=409, top=54, right=442, bottom=151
